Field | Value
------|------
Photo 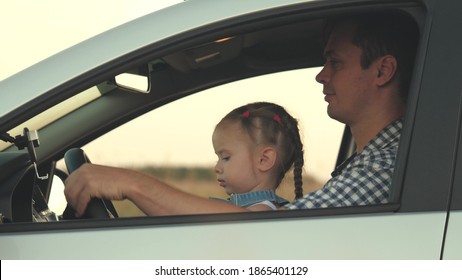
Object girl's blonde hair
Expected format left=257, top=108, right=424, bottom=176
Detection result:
left=217, top=102, right=304, bottom=199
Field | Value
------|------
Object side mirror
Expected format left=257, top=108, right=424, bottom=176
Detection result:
left=114, top=65, right=151, bottom=93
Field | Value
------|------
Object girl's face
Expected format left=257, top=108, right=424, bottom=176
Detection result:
left=212, top=121, right=261, bottom=195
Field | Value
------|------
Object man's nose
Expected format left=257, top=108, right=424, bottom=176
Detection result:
left=315, top=65, right=328, bottom=84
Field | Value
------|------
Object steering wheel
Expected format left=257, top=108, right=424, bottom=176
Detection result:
left=62, top=148, right=118, bottom=219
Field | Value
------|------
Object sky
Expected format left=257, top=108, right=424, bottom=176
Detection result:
left=1, top=0, right=344, bottom=182
left=0, top=1, right=182, bottom=79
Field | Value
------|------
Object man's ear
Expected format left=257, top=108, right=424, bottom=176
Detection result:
left=257, top=147, right=277, bottom=172
left=376, top=55, right=397, bottom=87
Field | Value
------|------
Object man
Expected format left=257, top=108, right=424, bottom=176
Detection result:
left=64, top=11, right=419, bottom=216
left=285, top=11, right=419, bottom=209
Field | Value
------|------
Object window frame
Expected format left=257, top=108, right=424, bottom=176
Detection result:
left=0, top=2, right=430, bottom=233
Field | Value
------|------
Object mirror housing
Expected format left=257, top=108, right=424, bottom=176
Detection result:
left=114, top=65, right=151, bottom=93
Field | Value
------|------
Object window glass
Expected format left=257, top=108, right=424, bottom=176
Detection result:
left=0, top=85, right=106, bottom=151
left=47, top=176, right=67, bottom=216
left=55, top=67, right=345, bottom=216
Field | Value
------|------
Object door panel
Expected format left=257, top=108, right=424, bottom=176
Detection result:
left=0, top=211, right=446, bottom=259
left=443, top=211, right=462, bottom=259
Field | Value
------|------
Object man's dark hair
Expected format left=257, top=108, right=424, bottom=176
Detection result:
left=327, top=11, right=420, bottom=102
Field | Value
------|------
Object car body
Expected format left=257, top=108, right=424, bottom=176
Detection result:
left=1, top=0, right=461, bottom=259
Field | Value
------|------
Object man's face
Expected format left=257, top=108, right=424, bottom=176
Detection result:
left=315, top=22, right=378, bottom=126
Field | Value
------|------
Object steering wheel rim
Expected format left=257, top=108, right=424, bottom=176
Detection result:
left=62, top=148, right=118, bottom=219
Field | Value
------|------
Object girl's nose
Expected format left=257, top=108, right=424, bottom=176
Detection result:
left=214, top=162, right=222, bottom=174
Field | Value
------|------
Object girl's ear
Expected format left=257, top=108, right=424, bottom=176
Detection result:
left=376, top=55, right=397, bottom=87
left=257, top=147, right=277, bottom=172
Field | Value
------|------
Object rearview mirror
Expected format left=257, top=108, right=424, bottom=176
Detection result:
left=114, top=66, right=151, bottom=93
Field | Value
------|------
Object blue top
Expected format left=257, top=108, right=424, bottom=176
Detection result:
left=210, top=190, right=289, bottom=208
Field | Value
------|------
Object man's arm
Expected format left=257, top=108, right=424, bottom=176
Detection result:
left=64, top=163, right=248, bottom=217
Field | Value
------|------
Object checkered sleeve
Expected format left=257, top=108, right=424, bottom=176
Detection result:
left=285, top=148, right=396, bottom=209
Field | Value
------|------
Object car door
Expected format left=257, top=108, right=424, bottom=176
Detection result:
left=0, top=0, right=457, bottom=259
left=397, top=0, right=462, bottom=260
left=443, top=137, right=462, bottom=259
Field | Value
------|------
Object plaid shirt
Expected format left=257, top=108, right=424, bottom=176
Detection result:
left=285, top=119, right=402, bottom=209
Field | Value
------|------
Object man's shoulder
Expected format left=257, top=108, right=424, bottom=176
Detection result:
left=365, top=119, right=403, bottom=152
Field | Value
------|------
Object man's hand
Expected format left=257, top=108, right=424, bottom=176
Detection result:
left=64, top=163, right=129, bottom=217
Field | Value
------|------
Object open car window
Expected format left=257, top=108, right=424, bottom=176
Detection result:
left=0, top=2, right=425, bottom=226
left=49, top=67, right=345, bottom=217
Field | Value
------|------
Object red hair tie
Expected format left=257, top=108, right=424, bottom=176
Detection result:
left=273, top=114, right=282, bottom=124
left=242, top=111, right=250, bottom=118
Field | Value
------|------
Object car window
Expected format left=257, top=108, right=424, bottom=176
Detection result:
left=0, top=84, right=113, bottom=151
left=47, top=67, right=345, bottom=216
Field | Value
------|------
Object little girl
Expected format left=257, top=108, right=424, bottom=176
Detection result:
left=65, top=102, right=304, bottom=215
left=210, top=102, right=304, bottom=211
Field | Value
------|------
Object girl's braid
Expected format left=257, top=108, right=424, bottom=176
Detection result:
left=277, top=107, right=304, bottom=199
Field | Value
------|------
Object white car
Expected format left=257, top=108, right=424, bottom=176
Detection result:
left=0, top=0, right=461, bottom=259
